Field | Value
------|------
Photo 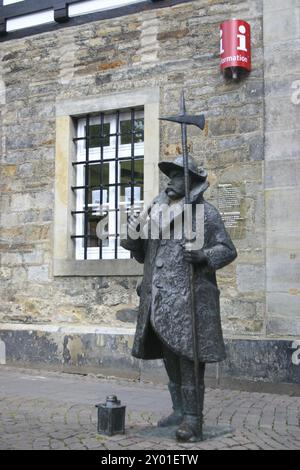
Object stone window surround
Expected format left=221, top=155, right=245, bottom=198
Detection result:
left=54, top=87, right=160, bottom=277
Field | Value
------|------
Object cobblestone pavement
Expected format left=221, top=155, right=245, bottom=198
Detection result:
left=0, top=367, right=299, bottom=450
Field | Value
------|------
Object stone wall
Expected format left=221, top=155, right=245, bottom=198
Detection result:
left=263, top=0, right=300, bottom=336
left=0, top=0, right=272, bottom=364
left=0, top=0, right=264, bottom=334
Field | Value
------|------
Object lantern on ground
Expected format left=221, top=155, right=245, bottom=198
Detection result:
left=96, top=395, right=126, bottom=436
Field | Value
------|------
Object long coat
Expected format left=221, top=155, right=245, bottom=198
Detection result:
left=121, top=181, right=237, bottom=363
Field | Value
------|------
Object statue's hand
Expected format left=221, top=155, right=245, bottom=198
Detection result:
left=183, top=246, right=208, bottom=266
left=128, top=212, right=140, bottom=239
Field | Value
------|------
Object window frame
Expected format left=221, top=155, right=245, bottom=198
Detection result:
left=53, top=88, right=160, bottom=277
left=74, top=109, right=145, bottom=261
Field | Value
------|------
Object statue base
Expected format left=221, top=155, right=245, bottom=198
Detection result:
left=138, top=424, right=234, bottom=442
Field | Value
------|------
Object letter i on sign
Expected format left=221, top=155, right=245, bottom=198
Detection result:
left=237, top=25, right=247, bottom=52
left=220, top=29, right=224, bottom=54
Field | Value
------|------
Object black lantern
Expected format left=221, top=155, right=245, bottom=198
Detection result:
left=95, top=395, right=126, bottom=436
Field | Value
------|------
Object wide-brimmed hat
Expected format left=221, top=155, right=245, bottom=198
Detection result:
left=159, top=155, right=207, bottom=181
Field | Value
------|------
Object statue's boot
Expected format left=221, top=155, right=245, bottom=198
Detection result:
left=176, top=385, right=204, bottom=442
left=157, top=382, right=183, bottom=427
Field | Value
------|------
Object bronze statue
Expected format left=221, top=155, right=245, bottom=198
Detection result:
left=121, top=93, right=237, bottom=442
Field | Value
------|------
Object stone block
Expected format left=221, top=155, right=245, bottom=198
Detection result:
left=264, top=8, right=300, bottom=44
left=265, top=95, right=300, bottom=133
left=10, top=192, right=53, bottom=212
left=0, top=212, right=20, bottom=228
left=264, top=39, right=300, bottom=78
left=1, top=165, right=17, bottom=177
left=265, top=74, right=300, bottom=100
left=267, top=315, right=300, bottom=337
left=23, top=250, right=44, bottom=265
left=265, top=188, right=300, bottom=231
left=223, top=338, right=300, bottom=384
left=0, top=267, right=11, bottom=280
left=237, top=265, right=265, bottom=293
left=11, top=266, right=27, bottom=284
left=0, top=330, right=62, bottom=367
left=266, top=231, right=300, bottom=292
left=222, top=298, right=264, bottom=335
left=10, top=194, right=32, bottom=212
left=265, top=160, right=300, bottom=188
left=27, top=265, right=50, bottom=283
left=209, top=118, right=237, bottom=136
left=63, top=331, right=140, bottom=379
left=264, top=0, right=300, bottom=13
left=267, top=292, right=300, bottom=320
left=0, top=252, right=23, bottom=266
left=265, top=129, right=300, bottom=161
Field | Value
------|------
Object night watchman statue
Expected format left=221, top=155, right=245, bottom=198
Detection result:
left=121, top=93, right=237, bottom=442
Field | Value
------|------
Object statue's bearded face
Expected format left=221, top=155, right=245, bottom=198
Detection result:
left=166, top=170, right=186, bottom=200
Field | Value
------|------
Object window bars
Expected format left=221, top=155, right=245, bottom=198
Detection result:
left=71, top=108, right=144, bottom=261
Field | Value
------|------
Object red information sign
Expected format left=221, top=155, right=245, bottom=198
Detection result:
left=220, top=19, right=251, bottom=74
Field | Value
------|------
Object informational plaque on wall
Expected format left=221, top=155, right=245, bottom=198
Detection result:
left=218, top=183, right=245, bottom=239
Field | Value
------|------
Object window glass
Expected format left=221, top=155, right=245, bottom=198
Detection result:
left=120, top=159, right=144, bottom=205
left=120, top=118, right=144, bottom=145
left=85, top=123, right=110, bottom=149
left=73, top=109, right=144, bottom=260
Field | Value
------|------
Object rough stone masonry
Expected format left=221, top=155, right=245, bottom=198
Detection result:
left=0, top=0, right=299, bottom=388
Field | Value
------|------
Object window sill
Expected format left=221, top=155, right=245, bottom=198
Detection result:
left=53, top=259, right=143, bottom=277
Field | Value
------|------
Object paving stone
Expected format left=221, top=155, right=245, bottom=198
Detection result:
left=0, top=367, right=299, bottom=451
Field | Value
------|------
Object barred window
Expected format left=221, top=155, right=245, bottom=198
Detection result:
left=72, top=108, right=144, bottom=260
